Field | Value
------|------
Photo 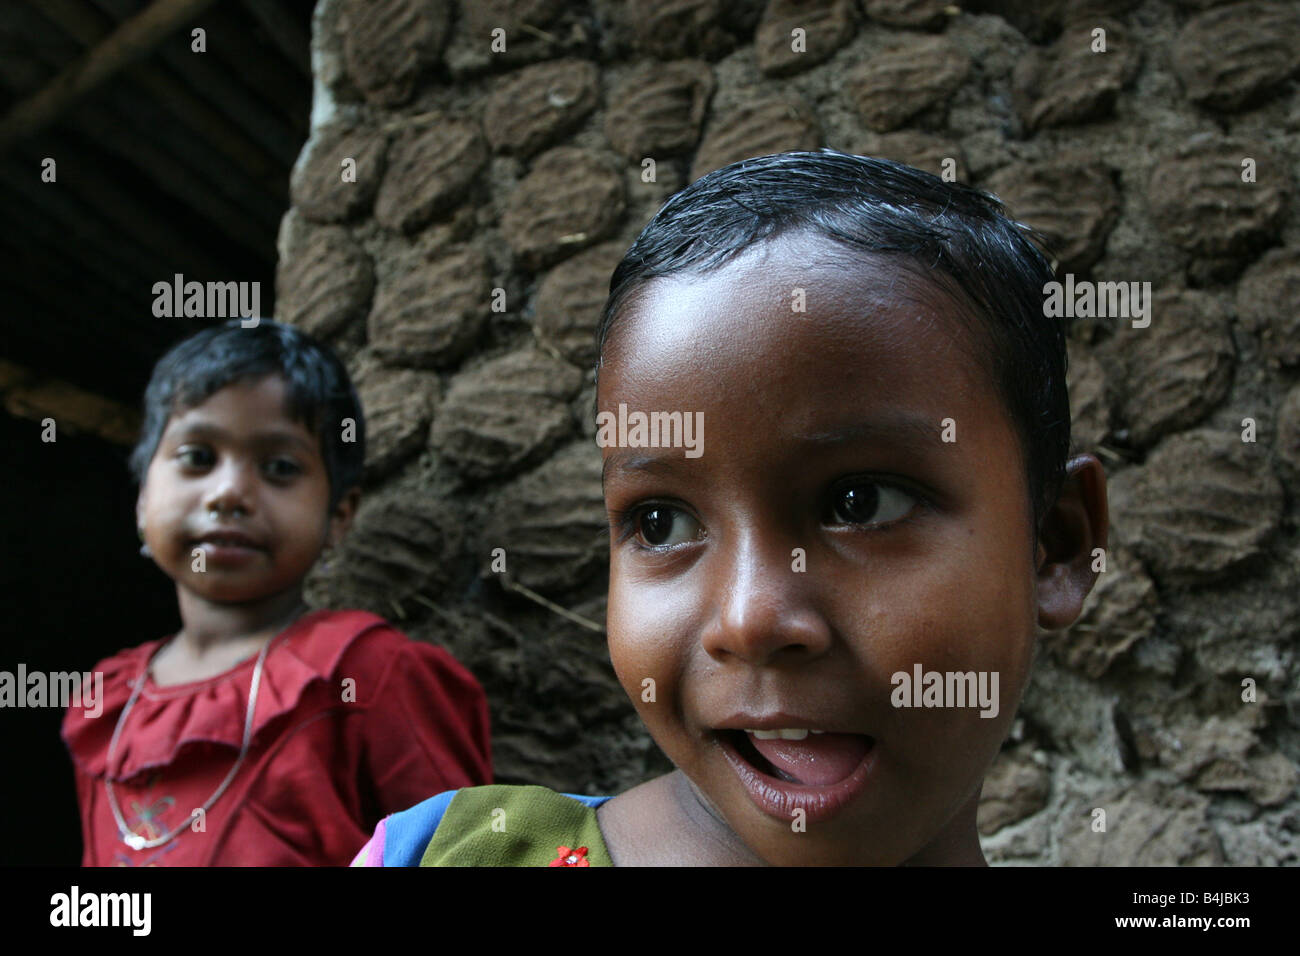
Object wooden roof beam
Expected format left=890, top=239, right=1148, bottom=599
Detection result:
left=0, top=0, right=219, bottom=153
left=0, top=357, right=142, bottom=447
left=3, top=0, right=286, bottom=186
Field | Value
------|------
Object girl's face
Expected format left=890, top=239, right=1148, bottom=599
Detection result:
left=598, top=234, right=1050, bottom=865
left=136, top=374, right=349, bottom=608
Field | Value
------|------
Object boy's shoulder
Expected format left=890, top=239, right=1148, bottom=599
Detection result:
left=359, top=785, right=612, bottom=867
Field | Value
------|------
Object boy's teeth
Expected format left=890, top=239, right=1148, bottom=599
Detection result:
left=747, top=728, right=811, bottom=740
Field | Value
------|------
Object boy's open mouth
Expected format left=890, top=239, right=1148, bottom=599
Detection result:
left=715, top=727, right=879, bottom=822
left=723, top=729, right=874, bottom=787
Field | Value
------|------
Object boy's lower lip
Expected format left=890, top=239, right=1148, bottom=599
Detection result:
left=716, top=730, right=878, bottom=824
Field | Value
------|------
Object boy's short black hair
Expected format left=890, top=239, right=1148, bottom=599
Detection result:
left=128, top=319, right=366, bottom=513
left=596, top=148, right=1069, bottom=530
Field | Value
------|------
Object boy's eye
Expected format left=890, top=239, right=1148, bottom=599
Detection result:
left=827, top=481, right=917, bottom=527
left=634, top=505, right=702, bottom=547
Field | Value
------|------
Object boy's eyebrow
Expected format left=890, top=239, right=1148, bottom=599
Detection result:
left=602, top=452, right=677, bottom=487
left=167, top=422, right=317, bottom=454
left=796, top=413, right=949, bottom=451
left=600, top=411, right=949, bottom=486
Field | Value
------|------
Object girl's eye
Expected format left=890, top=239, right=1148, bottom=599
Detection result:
left=178, top=447, right=212, bottom=468
left=828, top=481, right=917, bottom=527
left=266, top=459, right=300, bottom=478
left=634, top=505, right=702, bottom=547
left=177, top=448, right=299, bottom=478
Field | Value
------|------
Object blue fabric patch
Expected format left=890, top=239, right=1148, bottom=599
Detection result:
left=383, top=790, right=457, bottom=867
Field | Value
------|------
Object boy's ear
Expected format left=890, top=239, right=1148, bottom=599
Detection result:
left=326, top=486, right=362, bottom=548
left=1036, top=454, right=1109, bottom=632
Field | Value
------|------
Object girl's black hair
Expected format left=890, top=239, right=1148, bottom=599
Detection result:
left=596, top=148, right=1070, bottom=529
left=128, top=319, right=366, bottom=513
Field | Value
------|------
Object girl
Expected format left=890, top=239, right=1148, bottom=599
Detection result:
left=352, top=150, right=1108, bottom=866
left=64, top=319, right=491, bottom=866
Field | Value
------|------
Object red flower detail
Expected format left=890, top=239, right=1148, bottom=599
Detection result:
left=549, top=845, right=590, bottom=867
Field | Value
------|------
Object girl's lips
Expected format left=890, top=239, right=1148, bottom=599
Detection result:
left=717, top=729, right=878, bottom=825
left=191, top=539, right=264, bottom=563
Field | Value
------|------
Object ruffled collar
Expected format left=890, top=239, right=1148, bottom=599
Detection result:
left=63, top=608, right=389, bottom=781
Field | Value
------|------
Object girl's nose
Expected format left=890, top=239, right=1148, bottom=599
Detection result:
left=202, top=460, right=257, bottom=518
left=700, top=534, right=833, bottom=666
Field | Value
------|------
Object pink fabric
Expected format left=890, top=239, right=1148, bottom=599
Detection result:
left=351, top=817, right=387, bottom=867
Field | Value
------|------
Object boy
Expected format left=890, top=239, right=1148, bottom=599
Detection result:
left=354, top=149, right=1106, bottom=866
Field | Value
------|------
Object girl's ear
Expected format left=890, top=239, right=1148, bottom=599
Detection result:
left=326, top=486, right=361, bottom=549
left=1035, top=454, right=1109, bottom=631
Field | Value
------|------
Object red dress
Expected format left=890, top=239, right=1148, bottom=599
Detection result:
left=62, top=609, right=491, bottom=866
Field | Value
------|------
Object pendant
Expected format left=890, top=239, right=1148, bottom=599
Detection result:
left=124, top=833, right=147, bottom=851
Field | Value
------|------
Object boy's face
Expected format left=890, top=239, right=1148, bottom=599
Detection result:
left=599, top=232, right=1047, bottom=865
left=136, top=374, right=351, bottom=608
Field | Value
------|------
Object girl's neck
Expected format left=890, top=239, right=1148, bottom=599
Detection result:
left=173, top=590, right=309, bottom=657
left=149, top=593, right=310, bottom=688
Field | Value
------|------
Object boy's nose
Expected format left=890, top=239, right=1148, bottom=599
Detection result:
left=700, top=535, right=832, bottom=666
